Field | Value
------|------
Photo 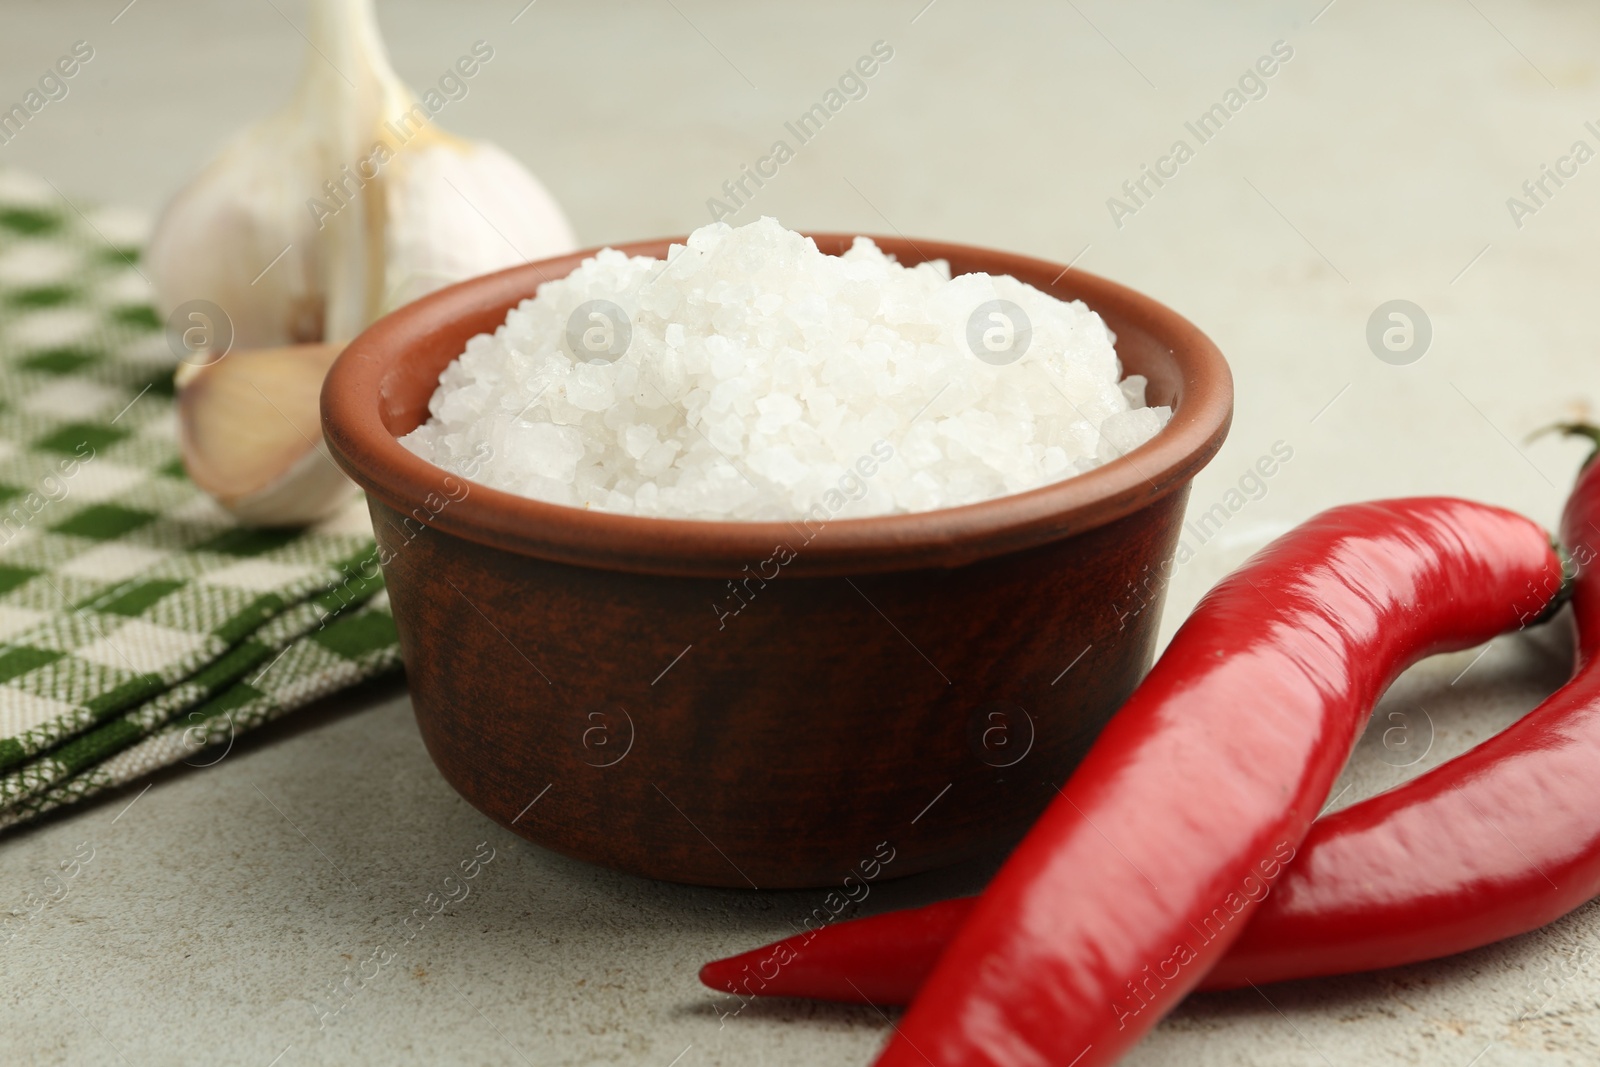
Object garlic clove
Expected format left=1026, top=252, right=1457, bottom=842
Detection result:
left=218, top=444, right=356, bottom=528
left=177, top=343, right=355, bottom=526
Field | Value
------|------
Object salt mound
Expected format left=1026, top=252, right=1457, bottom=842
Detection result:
left=400, top=217, right=1170, bottom=521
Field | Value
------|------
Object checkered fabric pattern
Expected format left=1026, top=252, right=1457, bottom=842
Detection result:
left=0, top=169, right=403, bottom=831
left=0, top=594, right=399, bottom=830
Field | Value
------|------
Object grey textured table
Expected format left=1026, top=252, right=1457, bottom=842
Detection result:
left=4, top=1, right=1600, bottom=1063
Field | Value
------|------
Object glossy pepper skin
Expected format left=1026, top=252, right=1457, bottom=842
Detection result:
left=701, top=475, right=1595, bottom=1007
left=853, top=499, right=1560, bottom=1067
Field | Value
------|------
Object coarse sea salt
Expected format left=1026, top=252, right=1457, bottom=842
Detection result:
left=400, top=217, right=1171, bottom=521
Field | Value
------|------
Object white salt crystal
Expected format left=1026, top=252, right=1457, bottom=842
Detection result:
left=754, top=394, right=802, bottom=432
left=1119, top=374, right=1149, bottom=409
left=564, top=363, right=615, bottom=412
left=622, top=423, right=658, bottom=460
left=514, top=422, right=585, bottom=483
left=1098, top=407, right=1170, bottom=464
left=400, top=217, right=1172, bottom=521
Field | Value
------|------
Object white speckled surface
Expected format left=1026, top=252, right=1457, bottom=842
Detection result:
left=5, top=0, right=1600, bottom=1063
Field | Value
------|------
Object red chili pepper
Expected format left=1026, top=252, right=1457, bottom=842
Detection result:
left=703, top=498, right=1563, bottom=1067
left=1209, top=443, right=1600, bottom=988
left=701, top=455, right=1600, bottom=1008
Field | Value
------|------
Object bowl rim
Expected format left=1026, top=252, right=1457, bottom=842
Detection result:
left=322, top=233, right=1233, bottom=578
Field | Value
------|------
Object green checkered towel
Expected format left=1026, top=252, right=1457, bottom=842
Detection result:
left=0, top=169, right=403, bottom=831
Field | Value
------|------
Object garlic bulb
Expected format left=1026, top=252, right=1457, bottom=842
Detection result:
left=148, top=0, right=574, bottom=348
left=148, top=0, right=575, bottom=524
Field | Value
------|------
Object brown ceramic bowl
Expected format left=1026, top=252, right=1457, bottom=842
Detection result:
left=321, top=234, right=1232, bottom=889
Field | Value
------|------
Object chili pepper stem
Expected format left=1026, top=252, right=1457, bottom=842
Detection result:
left=1529, top=422, right=1600, bottom=470
left=1522, top=423, right=1597, bottom=623
left=1527, top=540, right=1580, bottom=627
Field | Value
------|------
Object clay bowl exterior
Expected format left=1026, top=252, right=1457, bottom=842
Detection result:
left=321, top=234, right=1232, bottom=889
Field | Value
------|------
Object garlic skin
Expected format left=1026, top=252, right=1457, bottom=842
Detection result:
left=380, top=139, right=578, bottom=315
left=147, top=0, right=575, bottom=524
left=177, top=343, right=354, bottom=527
